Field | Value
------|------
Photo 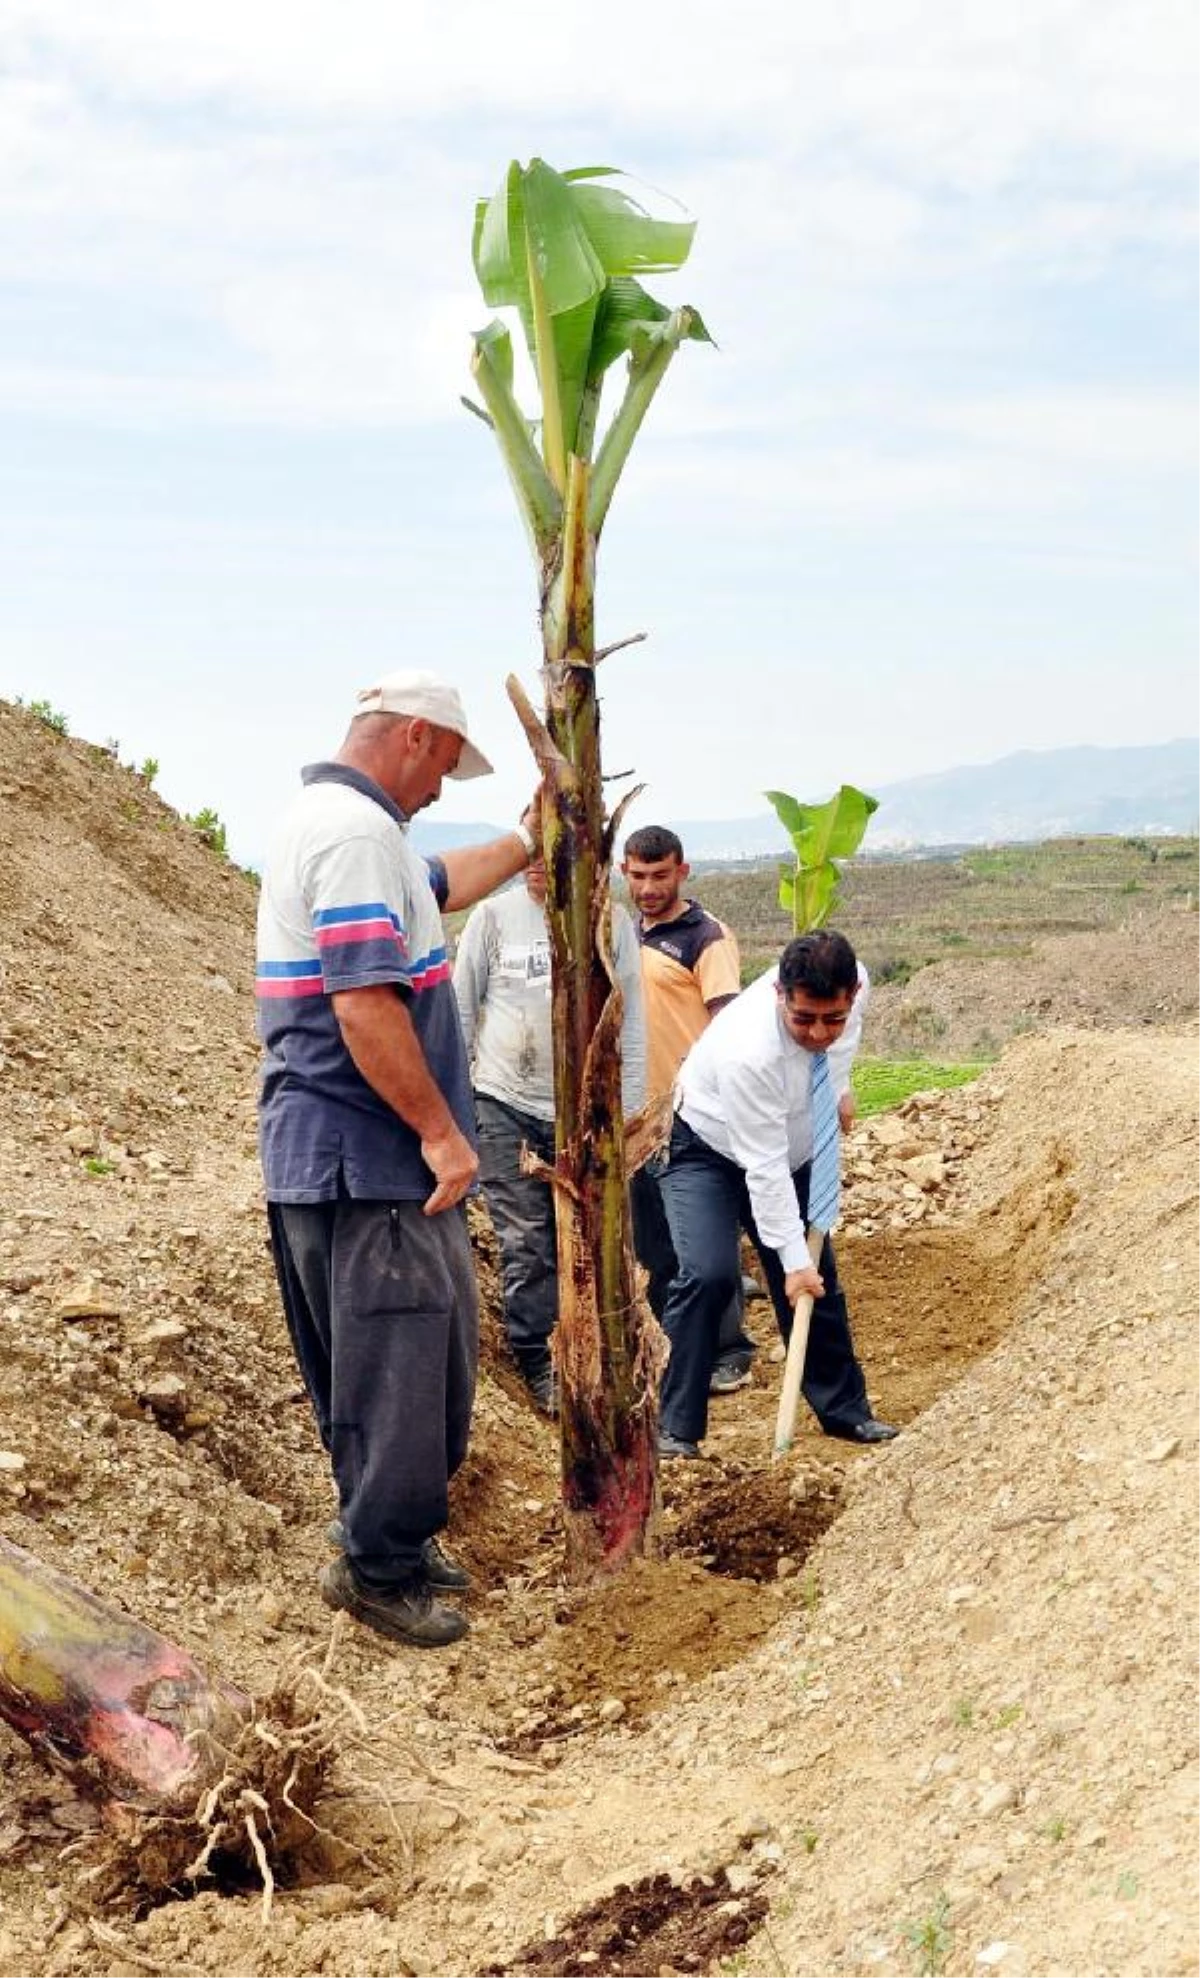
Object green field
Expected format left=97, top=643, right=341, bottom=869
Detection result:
left=852, top=1057, right=987, bottom=1116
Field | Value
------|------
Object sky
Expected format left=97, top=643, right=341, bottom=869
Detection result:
left=1, top=0, right=1196, bottom=865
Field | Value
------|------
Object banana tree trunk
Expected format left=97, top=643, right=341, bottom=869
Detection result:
left=511, top=455, right=662, bottom=1580
left=0, top=1535, right=250, bottom=1805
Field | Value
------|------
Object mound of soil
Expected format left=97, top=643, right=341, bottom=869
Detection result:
left=0, top=698, right=1195, bottom=1978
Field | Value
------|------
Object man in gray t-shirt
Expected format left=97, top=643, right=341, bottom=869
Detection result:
left=454, top=856, right=645, bottom=1412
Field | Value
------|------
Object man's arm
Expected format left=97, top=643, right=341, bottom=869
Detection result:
left=331, top=985, right=478, bottom=1214
left=440, top=795, right=544, bottom=911
left=697, top=922, right=742, bottom=1021
left=440, top=833, right=529, bottom=913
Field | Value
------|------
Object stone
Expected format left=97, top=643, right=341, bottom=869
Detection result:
left=56, top=1279, right=121, bottom=1322
left=1147, top=1437, right=1180, bottom=1462
left=736, top=1810, right=773, bottom=1841
left=137, top=1320, right=189, bottom=1353
left=900, top=1153, right=947, bottom=1190
left=257, top=1591, right=285, bottom=1629
left=598, top=1697, right=627, bottom=1724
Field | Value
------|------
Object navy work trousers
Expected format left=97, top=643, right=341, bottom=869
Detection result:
left=630, top=1163, right=757, bottom=1368
left=267, top=1197, right=478, bottom=1584
left=474, top=1095, right=558, bottom=1379
left=657, top=1116, right=869, bottom=1445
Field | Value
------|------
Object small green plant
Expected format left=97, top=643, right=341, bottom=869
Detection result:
left=139, top=757, right=160, bottom=788
left=1116, top=1869, right=1139, bottom=1900
left=27, top=698, right=69, bottom=735
left=903, top=1891, right=952, bottom=1976
left=952, top=1696, right=976, bottom=1728
left=992, top=1702, right=1024, bottom=1729
left=800, top=1826, right=819, bottom=1853
left=1042, top=1815, right=1067, bottom=1842
left=799, top=1567, right=821, bottom=1614
left=765, top=783, right=878, bottom=931
left=187, top=807, right=229, bottom=858
left=83, top=1157, right=114, bottom=1176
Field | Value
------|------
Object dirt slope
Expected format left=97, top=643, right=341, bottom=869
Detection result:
left=0, top=699, right=1196, bottom=1978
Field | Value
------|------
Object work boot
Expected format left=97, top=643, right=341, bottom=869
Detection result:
left=421, top=1535, right=471, bottom=1590
left=325, top=1522, right=471, bottom=1590
left=658, top=1432, right=701, bottom=1460
left=520, top=1363, right=559, bottom=1417
left=319, top=1556, right=468, bottom=1649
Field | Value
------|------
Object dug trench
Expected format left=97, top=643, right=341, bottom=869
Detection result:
left=402, top=1153, right=1075, bottom=1978
left=1, top=709, right=1195, bottom=1976
left=0, top=1116, right=1071, bottom=1978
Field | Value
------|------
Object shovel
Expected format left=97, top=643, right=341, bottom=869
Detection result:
left=771, top=1225, right=826, bottom=1463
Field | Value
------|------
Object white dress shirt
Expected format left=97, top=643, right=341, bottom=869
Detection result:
left=674, top=962, right=868, bottom=1271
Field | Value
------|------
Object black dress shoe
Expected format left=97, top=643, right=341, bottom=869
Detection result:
left=825, top=1417, right=900, bottom=1445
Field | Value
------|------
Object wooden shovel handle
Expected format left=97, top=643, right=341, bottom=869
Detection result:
left=771, top=1226, right=826, bottom=1463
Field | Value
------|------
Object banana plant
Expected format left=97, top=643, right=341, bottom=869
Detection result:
left=766, top=784, right=879, bottom=932
left=467, top=159, right=710, bottom=1579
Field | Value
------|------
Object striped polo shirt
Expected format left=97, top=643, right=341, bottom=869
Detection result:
left=255, top=762, right=474, bottom=1203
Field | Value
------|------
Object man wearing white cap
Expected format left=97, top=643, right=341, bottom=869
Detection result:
left=256, top=670, right=540, bottom=1649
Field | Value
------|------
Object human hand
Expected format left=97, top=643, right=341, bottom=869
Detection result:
left=421, top=1124, right=480, bottom=1215
left=838, top=1090, right=857, bottom=1132
left=785, top=1264, right=824, bottom=1306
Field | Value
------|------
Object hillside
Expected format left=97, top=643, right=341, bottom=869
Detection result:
left=690, top=834, right=1200, bottom=1059
left=0, top=697, right=1196, bottom=1978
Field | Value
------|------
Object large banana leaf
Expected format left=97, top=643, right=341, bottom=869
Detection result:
left=766, top=785, right=879, bottom=865
left=473, top=160, right=702, bottom=475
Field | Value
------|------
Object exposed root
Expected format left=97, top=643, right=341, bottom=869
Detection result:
left=67, top=1632, right=437, bottom=1915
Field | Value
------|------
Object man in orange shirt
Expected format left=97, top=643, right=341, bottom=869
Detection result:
left=622, top=825, right=758, bottom=1391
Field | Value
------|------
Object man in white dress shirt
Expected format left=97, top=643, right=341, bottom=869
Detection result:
left=656, top=929, right=898, bottom=1457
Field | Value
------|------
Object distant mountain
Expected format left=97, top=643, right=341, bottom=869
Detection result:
left=410, top=740, right=1199, bottom=860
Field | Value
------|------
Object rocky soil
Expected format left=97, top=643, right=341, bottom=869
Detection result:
left=0, top=697, right=1196, bottom=1978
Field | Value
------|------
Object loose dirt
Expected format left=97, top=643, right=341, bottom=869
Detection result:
left=0, top=700, right=1196, bottom=1977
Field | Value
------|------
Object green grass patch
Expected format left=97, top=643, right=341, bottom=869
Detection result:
left=852, top=1058, right=988, bottom=1117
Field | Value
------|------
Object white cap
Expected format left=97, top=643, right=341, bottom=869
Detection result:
left=352, top=668, right=494, bottom=780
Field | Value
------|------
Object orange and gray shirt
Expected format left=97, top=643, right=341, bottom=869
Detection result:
left=636, top=900, right=741, bottom=1105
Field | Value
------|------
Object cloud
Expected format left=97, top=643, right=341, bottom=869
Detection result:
left=0, top=0, right=1192, bottom=437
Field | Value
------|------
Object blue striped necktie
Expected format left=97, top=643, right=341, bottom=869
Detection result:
left=807, top=1050, right=841, bottom=1232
